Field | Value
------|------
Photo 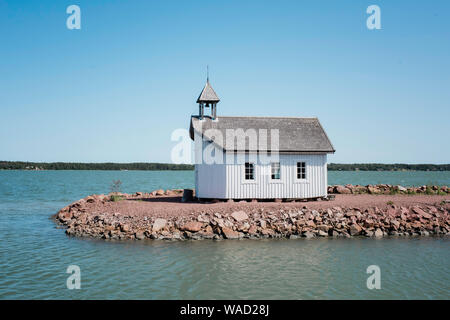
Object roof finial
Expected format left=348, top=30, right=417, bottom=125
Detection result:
left=207, top=65, right=209, bottom=82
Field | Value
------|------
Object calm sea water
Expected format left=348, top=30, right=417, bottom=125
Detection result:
left=0, top=170, right=449, bottom=299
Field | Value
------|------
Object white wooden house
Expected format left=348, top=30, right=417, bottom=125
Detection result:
left=189, top=79, right=335, bottom=200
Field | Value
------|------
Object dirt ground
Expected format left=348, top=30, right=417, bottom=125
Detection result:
left=82, top=194, right=449, bottom=219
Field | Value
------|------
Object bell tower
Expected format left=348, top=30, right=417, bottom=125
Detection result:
left=197, top=74, right=220, bottom=120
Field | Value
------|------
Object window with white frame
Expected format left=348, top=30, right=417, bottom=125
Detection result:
left=245, top=162, right=254, bottom=180
left=271, top=162, right=280, bottom=180
left=296, top=162, right=306, bottom=179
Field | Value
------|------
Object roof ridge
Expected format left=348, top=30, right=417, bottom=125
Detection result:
left=193, top=115, right=318, bottom=119
left=217, top=116, right=319, bottom=120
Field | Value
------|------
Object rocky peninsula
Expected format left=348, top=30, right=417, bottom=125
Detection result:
left=55, top=184, right=450, bottom=241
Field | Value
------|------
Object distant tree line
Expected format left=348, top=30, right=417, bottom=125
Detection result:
left=327, top=163, right=450, bottom=171
left=0, top=161, right=449, bottom=171
left=0, top=161, right=194, bottom=171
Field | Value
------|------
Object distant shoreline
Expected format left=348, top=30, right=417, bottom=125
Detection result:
left=0, top=161, right=449, bottom=171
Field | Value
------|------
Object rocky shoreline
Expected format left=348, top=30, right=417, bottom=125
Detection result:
left=54, top=185, right=450, bottom=241
left=328, top=184, right=448, bottom=195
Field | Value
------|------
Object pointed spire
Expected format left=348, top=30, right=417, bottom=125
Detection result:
left=197, top=72, right=220, bottom=103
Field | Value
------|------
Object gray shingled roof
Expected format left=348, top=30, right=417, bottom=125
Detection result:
left=197, top=81, right=220, bottom=103
left=190, top=116, right=335, bottom=153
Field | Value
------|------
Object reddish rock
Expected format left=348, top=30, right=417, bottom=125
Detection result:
left=247, top=225, right=258, bottom=235
left=306, top=220, right=316, bottom=228
left=261, top=228, right=275, bottom=236
left=295, top=219, right=305, bottom=227
left=349, top=223, right=362, bottom=236
left=387, top=207, right=396, bottom=216
left=411, top=222, right=422, bottom=229
left=204, top=225, right=213, bottom=233
left=317, top=225, right=329, bottom=232
left=221, top=227, right=240, bottom=239
left=180, top=221, right=204, bottom=232
left=411, top=206, right=433, bottom=219
left=231, top=210, right=249, bottom=221
left=391, top=220, right=400, bottom=230
left=335, top=186, right=351, bottom=194
left=367, top=186, right=381, bottom=194
left=353, top=185, right=368, bottom=194
left=120, top=224, right=130, bottom=232
left=58, top=211, right=73, bottom=221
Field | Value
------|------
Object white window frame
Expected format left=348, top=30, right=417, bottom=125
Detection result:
left=270, top=162, right=281, bottom=181
left=243, top=162, right=256, bottom=183
left=295, top=161, right=307, bottom=182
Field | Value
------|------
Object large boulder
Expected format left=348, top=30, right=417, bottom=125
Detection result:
left=317, top=225, right=330, bottom=232
left=135, top=232, right=145, bottom=240
left=120, top=224, right=130, bottom=232
left=391, top=220, right=400, bottom=230
left=306, top=220, right=316, bottom=228
left=180, top=221, right=204, bottom=232
left=367, top=186, right=381, bottom=194
left=353, top=185, right=368, bottom=194
left=374, top=228, right=383, bottom=237
left=335, top=186, right=351, bottom=194
left=152, top=218, right=167, bottom=232
left=349, top=223, right=362, bottom=236
left=411, top=206, right=432, bottom=219
left=261, top=228, right=275, bottom=236
left=247, top=225, right=258, bottom=235
left=231, top=211, right=248, bottom=221
left=303, top=231, right=315, bottom=238
left=221, top=227, right=240, bottom=239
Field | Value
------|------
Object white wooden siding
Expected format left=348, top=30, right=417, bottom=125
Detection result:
left=195, top=163, right=226, bottom=198
left=195, top=151, right=328, bottom=199
left=224, top=153, right=327, bottom=199
left=195, top=131, right=327, bottom=199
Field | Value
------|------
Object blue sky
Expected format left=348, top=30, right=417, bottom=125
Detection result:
left=0, top=0, right=449, bottom=164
